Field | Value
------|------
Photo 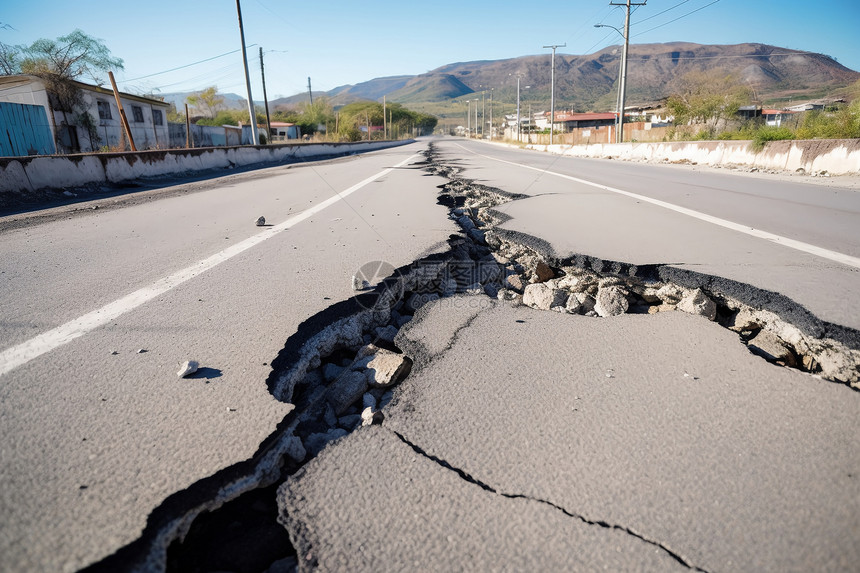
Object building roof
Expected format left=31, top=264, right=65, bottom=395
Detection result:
left=0, top=74, right=169, bottom=108
left=70, top=79, right=170, bottom=107
left=554, top=112, right=617, bottom=122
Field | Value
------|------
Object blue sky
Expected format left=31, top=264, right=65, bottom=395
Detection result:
left=2, top=0, right=858, bottom=101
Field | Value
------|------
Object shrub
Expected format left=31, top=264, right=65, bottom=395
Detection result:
left=749, top=126, right=794, bottom=152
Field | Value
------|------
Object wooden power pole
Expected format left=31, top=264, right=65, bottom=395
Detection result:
left=260, top=47, right=272, bottom=144
left=108, top=71, right=136, bottom=151
left=184, top=104, right=192, bottom=148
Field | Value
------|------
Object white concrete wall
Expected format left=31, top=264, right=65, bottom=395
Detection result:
left=0, top=140, right=412, bottom=193
left=76, top=90, right=170, bottom=152
left=527, top=139, right=860, bottom=175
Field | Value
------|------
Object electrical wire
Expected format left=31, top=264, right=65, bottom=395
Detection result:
left=122, top=45, right=258, bottom=82
left=634, top=0, right=721, bottom=37
left=635, top=0, right=692, bottom=24
left=586, top=3, right=646, bottom=55
left=564, top=3, right=615, bottom=46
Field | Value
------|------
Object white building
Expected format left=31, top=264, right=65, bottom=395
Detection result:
left=0, top=74, right=171, bottom=154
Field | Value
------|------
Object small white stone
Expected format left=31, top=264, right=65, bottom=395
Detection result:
left=177, top=360, right=199, bottom=378
left=361, top=406, right=376, bottom=427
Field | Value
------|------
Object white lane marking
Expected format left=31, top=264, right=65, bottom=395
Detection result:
left=456, top=144, right=860, bottom=270
left=0, top=154, right=421, bottom=377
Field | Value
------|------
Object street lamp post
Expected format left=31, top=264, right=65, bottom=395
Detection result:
left=543, top=43, right=565, bottom=145
left=489, top=88, right=494, bottom=140
left=475, top=98, right=478, bottom=140
left=595, top=23, right=625, bottom=143
left=481, top=91, right=485, bottom=139
left=466, top=100, right=471, bottom=138
left=516, top=79, right=531, bottom=143
left=599, top=1, right=645, bottom=143
left=516, top=76, right=521, bottom=142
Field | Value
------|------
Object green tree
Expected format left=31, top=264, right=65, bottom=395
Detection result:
left=0, top=41, right=20, bottom=75
left=337, top=101, right=384, bottom=141
left=796, top=102, right=860, bottom=140
left=17, top=29, right=123, bottom=83
left=186, top=86, right=225, bottom=119
left=299, top=97, right=335, bottom=134
left=667, top=70, right=751, bottom=138
left=1, top=30, right=123, bottom=151
left=166, top=102, right=186, bottom=124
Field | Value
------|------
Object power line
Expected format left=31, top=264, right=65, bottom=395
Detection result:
left=635, top=0, right=691, bottom=24
left=563, top=4, right=615, bottom=46
left=583, top=30, right=618, bottom=56
left=144, top=62, right=244, bottom=91
left=586, top=3, right=645, bottom=56
left=122, top=45, right=258, bottom=82
left=635, top=0, right=721, bottom=36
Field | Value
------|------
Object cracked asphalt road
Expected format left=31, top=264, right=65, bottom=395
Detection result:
left=0, top=143, right=456, bottom=572
left=443, top=139, right=860, bottom=331
left=3, top=137, right=859, bottom=571
left=281, top=298, right=860, bottom=572
left=277, top=139, right=860, bottom=572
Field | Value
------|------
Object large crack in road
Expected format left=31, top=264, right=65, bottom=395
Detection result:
left=83, top=143, right=860, bottom=572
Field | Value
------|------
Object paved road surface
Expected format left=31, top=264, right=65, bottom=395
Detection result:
left=0, top=144, right=456, bottom=572
left=283, top=299, right=860, bottom=572
left=440, top=139, right=860, bottom=330
left=279, top=139, right=860, bottom=572
left=1, top=137, right=858, bottom=572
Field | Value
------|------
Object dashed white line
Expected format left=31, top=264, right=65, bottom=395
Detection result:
left=458, top=143, right=860, bottom=270
left=0, top=153, right=420, bottom=378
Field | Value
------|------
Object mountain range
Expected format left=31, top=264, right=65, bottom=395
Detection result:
left=160, top=43, right=859, bottom=115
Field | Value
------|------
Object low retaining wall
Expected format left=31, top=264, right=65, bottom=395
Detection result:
left=527, top=139, right=860, bottom=175
left=0, top=140, right=412, bottom=194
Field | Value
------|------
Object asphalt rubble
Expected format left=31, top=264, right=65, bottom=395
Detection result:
left=83, top=143, right=860, bottom=573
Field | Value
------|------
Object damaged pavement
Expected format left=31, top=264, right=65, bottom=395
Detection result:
left=273, top=142, right=860, bottom=572
left=4, top=139, right=858, bottom=572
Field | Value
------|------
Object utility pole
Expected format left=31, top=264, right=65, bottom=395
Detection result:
left=609, top=0, right=646, bottom=143
left=184, top=103, right=192, bottom=148
left=466, top=100, right=471, bottom=137
left=108, top=71, right=136, bottom=151
left=528, top=102, right=532, bottom=143
left=516, top=76, right=521, bottom=142
left=383, top=95, right=387, bottom=139
left=481, top=91, right=485, bottom=138
left=235, top=0, right=258, bottom=145
left=307, top=77, right=313, bottom=105
left=259, top=47, right=271, bottom=144
left=489, top=89, right=494, bottom=140
left=543, top=43, right=565, bottom=145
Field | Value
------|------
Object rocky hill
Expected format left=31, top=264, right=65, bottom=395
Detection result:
left=272, top=42, right=859, bottom=112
